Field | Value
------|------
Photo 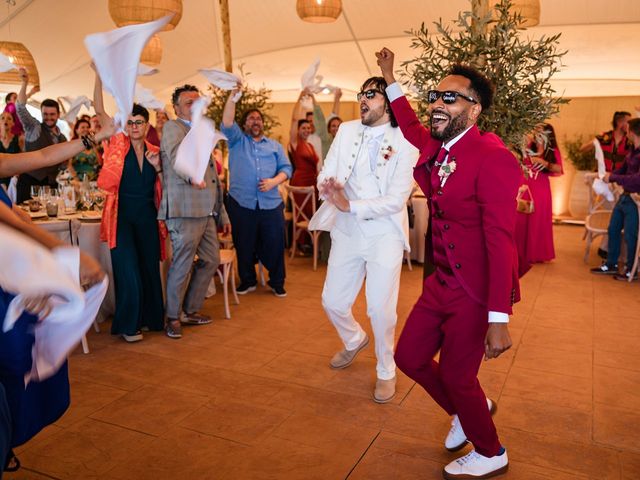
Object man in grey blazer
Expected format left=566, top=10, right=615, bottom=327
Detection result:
left=158, top=84, right=230, bottom=339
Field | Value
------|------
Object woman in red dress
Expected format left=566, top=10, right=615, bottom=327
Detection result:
left=516, top=123, right=563, bottom=274
left=288, top=91, right=319, bottom=251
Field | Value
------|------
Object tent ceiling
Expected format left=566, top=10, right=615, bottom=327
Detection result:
left=0, top=0, right=638, bottom=110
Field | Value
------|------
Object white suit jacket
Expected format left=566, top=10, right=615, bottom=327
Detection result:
left=309, top=119, right=418, bottom=251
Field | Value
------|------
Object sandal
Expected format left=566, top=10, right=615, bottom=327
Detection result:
left=165, top=321, right=182, bottom=339
left=180, top=312, right=212, bottom=325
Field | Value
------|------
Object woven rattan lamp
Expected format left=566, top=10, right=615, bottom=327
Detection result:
left=108, top=0, right=183, bottom=31
left=296, top=0, right=342, bottom=23
left=0, top=41, right=39, bottom=86
left=140, top=34, right=162, bottom=66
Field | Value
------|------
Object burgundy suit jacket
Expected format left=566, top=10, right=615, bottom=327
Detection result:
left=391, top=96, right=521, bottom=314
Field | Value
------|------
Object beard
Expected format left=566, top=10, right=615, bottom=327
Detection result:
left=430, top=110, right=469, bottom=142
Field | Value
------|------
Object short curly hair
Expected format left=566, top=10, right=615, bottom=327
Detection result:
left=447, top=64, right=494, bottom=112
left=171, top=84, right=199, bottom=106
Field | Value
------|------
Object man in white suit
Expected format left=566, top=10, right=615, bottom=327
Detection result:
left=311, top=76, right=418, bottom=403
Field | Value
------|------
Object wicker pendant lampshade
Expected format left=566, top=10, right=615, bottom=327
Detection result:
left=108, top=0, right=183, bottom=31
left=0, top=41, right=39, bottom=86
left=296, top=0, right=342, bottom=23
left=140, top=35, right=162, bottom=66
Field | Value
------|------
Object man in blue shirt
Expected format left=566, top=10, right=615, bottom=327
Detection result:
left=221, top=86, right=292, bottom=297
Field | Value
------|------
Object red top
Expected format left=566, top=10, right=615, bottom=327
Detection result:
left=390, top=95, right=522, bottom=314
left=97, top=132, right=167, bottom=259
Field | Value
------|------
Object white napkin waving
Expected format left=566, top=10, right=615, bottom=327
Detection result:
left=592, top=139, right=614, bottom=202
left=301, top=58, right=323, bottom=93
left=60, top=95, right=92, bottom=124
left=0, top=224, right=108, bottom=384
left=174, top=95, right=227, bottom=185
left=199, top=68, right=242, bottom=103
left=134, top=83, right=165, bottom=110
left=137, top=63, right=158, bottom=76
left=0, top=52, right=17, bottom=73
left=84, top=15, right=173, bottom=131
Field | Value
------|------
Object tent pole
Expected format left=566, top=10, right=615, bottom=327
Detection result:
left=219, top=0, right=233, bottom=73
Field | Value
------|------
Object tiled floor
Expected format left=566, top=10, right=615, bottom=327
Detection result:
left=7, top=225, right=640, bottom=479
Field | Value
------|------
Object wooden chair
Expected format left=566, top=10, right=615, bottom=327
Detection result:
left=285, top=184, right=320, bottom=271
left=217, top=249, right=240, bottom=318
left=583, top=210, right=612, bottom=263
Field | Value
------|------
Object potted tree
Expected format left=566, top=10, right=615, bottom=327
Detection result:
left=564, top=135, right=597, bottom=220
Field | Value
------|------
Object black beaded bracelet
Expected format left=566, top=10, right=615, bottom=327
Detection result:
left=81, top=134, right=96, bottom=150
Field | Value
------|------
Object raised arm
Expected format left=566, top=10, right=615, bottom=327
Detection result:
left=222, top=84, right=241, bottom=128
left=15, top=68, right=39, bottom=134
left=331, top=88, right=342, bottom=117
left=290, top=90, right=308, bottom=150
left=0, top=121, right=115, bottom=177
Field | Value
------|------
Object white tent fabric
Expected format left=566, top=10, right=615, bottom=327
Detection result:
left=0, top=0, right=638, bottom=107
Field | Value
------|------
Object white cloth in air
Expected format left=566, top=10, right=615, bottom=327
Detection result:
left=592, top=138, right=614, bottom=202
left=198, top=68, right=242, bottom=102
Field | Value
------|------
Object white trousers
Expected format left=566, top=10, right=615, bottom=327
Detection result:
left=321, top=226, right=405, bottom=380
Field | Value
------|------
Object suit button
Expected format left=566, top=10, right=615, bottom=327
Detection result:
left=448, top=243, right=454, bottom=249
left=210, top=163, right=214, bottom=168
left=437, top=190, right=443, bottom=195
left=438, top=210, right=444, bottom=217
left=455, top=263, right=461, bottom=269
left=439, top=279, right=445, bottom=285
left=443, top=224, right=450, bottom=230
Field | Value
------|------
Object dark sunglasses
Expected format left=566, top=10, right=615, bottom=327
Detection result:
left=427, top=90, right=477, bottom=105
left=357, top=89, right=382, bottom=101
left=127, top=119, right=146, bottom=126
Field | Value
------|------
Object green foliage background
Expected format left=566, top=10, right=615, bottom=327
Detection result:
left=206, top=66, right=280, bottom=137
left=401, top=0, right=568, bottom=152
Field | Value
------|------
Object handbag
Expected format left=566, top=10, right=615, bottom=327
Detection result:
left=516, top=184, right=535, bottom=214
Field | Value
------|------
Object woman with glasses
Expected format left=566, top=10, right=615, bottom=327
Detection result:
left=94, top=71, right=166, bottom=343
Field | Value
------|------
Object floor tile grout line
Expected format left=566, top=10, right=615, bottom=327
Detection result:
left=13, top=466, right=62, bottom=479
left=84, top=415, right=161, bottom=438
left=344, top=430, right=381, bottom=480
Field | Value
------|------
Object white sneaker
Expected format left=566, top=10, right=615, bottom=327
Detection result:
left=445, top=398, right=496, bottom=451
left=443, top=449, right=508, bottom=479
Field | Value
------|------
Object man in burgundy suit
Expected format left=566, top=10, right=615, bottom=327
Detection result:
left=376, top=48, right=521, bottom=479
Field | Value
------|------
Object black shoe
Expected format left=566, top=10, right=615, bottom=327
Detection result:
left=597, top=248, right=608, bottom=260
left=236, top=282, right=257, bottom=295
left=271, top=285, right=287, bottom=297
left=590, top=264, right=618, bottom=275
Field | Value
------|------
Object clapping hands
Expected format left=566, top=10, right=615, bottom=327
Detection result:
left=319, top=178, right=350, bottom=212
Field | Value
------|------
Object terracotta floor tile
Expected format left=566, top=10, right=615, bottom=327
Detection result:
left=494, top=395, right=592, bottom=444
left=102, top=425, right=248, bottom=480
left=179, top=398, right=291, bottom=445
left=4, top=467, right=64, bottom=479
left=348, top=446, right=443, bottom=480
left=619, top=451, right=640, bottom=480
left=500, top=427, right=620, bottom=479
left=225, top=436, right=356, bottom=480
left=55, top=378, right=129, bottom=428
left=89, top=384, right=209, bottom=436
left=594, top=348, right=640, bottom=373
left=254, top=350, right=339, bottom=388
left=512, top=343, right=592, bottom=379
left=594, top=403, right=640, bottom=453
left=594, top=365, right=640, bottom=411
left=521, top=324, right=593, bottom=353
left=502, top=366, right=592, bottom=412
left=16, top=418, right=155, bottom=479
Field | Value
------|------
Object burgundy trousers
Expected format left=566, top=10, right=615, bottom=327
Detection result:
left=395, top=274, right=502, bottom=457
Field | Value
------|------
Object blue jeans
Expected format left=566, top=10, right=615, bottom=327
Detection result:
left=607, top=195, right=639, bottom=270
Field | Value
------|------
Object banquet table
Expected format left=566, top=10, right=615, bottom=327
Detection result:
left=32, top=211, right=115, bottom=321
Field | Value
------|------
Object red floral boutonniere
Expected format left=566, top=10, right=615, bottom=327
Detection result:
left=381, top=145, right=395, bottom=161
left=437, top=160, right=457, bottom=186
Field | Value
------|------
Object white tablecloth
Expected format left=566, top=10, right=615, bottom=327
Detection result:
left=35, top=216, right=115, bottom=320
left=409, top=195, right=428, bottom=262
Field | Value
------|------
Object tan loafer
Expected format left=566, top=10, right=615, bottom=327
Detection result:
left=329, top=335, right=369, bottom=369
left=373, top=376, right=396, bottom=403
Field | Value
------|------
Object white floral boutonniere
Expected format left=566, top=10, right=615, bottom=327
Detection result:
left=381, top=145, right=395, bottom=161
left=437, top=160, right=457, bottom=186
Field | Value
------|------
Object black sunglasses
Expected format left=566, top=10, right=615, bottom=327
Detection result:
left=357, top=89, right=382, bottom=101
left=427, top=90, right=477, bottom=105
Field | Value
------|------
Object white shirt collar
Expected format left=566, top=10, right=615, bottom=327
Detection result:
left=442, top=125, right=473, bottom=151
left=364, top=122, right=388, bottom=139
